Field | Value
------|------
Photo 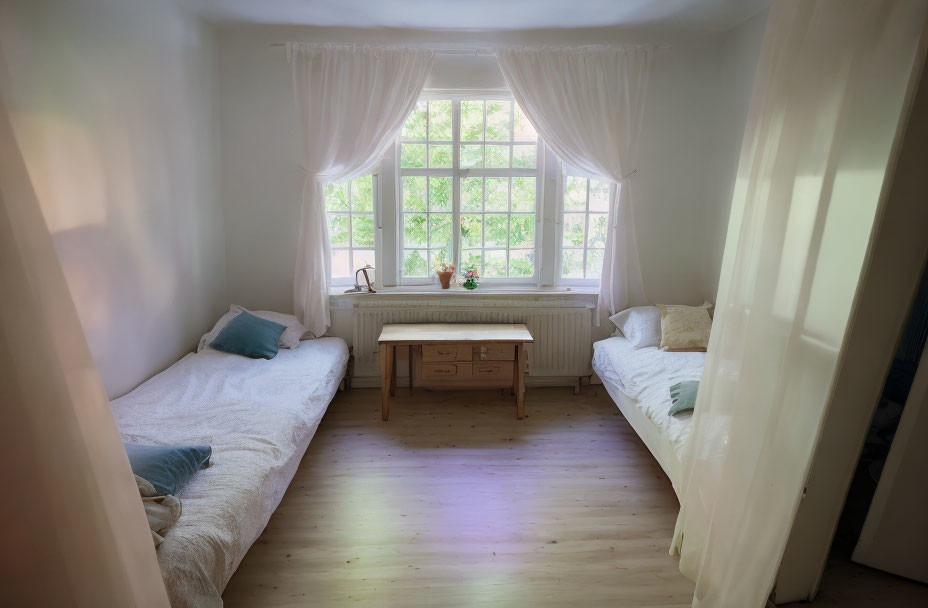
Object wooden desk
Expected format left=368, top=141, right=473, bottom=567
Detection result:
left=378, top=323, right=534, bottom=421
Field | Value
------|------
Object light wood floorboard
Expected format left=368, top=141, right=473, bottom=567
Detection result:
left=223, top=386, right=694, bottom=607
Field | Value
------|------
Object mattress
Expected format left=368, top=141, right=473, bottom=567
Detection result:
left=592, top=336, right=704, bottom=495
left=111, top=337, right=349, bottom=608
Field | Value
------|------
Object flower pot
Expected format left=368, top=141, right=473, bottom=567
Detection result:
left=437, top=271, right=453, bottom=289
left=462, top=278, right=478, bottom=290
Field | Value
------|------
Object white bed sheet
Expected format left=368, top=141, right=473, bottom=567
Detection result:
left=592, top=336, right=704, bottom=493
left=111, top=337, right=349, bottom=608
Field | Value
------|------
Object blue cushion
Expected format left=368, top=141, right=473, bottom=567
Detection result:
left=124, top=443, right=212, bottom=496
left=208, top=311, right=286, bottom=359
left=669, top=380, right=699, bottom=416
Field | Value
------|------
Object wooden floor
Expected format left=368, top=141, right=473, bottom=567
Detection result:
left=222, top=386, right=694, bottom=607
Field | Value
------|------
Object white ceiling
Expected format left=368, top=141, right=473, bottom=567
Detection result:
left=181, top=0, right=769, bottom=32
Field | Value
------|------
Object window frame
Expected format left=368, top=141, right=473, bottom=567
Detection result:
left=325, top=172, right=380, bottom=287
left=395, top=92, right=544, bottom=286
left=555, top=166, right=615, bottom=287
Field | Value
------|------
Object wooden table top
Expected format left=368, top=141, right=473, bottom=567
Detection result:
left=378, top=323, right=533, bottom=344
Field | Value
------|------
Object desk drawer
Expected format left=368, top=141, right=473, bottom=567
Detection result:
left=472, top=361, right=514, bottom=379
left=420, top=361, right=472, bottom=380
left=422, top=344, right=471, bottom=362
left=473, top=344, right=516, bottom=361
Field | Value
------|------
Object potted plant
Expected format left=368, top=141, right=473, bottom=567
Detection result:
left=462, top=268, right=480, bottom=290
left=434, top=261, right=455, bottom=289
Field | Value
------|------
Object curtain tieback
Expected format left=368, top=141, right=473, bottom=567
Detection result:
left=618, top=168, right=638, bottom=183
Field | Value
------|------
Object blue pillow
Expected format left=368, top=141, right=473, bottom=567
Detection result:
left=208, top=311, right=286, bottom=359
left=124, top=443, right=212, bottom=496
left=669, top=380, right=699, bottom=416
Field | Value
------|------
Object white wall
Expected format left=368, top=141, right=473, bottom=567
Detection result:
left=0, top=0, right=227, bottom=398
left=701, top=9, right=768, bottom=300
left=216, top=24, right=764, bottom=322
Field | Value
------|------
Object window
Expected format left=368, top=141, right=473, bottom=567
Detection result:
left=325, top=174, right=376, bottom=284
left=322, top=96, right=613, bottom=290
left=398, top=97, right=541, bottom=282
left=559, top=170, right=611, bottom=283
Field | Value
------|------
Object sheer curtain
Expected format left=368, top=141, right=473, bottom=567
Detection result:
left=287, top=44, right=433, bottom=336
left=671, top=1, right=928, bottom=606
left=496, top=46, right=652, bottom=316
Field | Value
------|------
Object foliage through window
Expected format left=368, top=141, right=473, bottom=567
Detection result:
left=324, top=175, right=376, bottom=282
left=560, top=172, right=611, bottom=281
left=399, top=97, right=540, bottom=281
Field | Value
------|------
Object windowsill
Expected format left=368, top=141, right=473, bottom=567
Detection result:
left=329, top=284, right=598, bottom=308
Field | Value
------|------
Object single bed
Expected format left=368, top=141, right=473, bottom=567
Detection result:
left=592, top=336, right=705, bottom=497
left=111, top=337, right=349, bottom=607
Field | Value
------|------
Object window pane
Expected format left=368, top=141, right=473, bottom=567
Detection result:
left=351, top=175, right=374, bottom=212
left=428, top=100, right=452, bottom=140
left=401, top=143, right=426, bottom=168
left=511, top=177, right=535, bottom=212
left=461, top=214, right=483, bottom=248
left=510, top=214, right=534, bottom=248
left=429, top=213, right=453, bottom=248
left=589, top=180, right=611, bottom=212
left=586, top=249, right=604, bottom=279
left=403, top=213, right=428, bottom=247
left=485, top=214, right=508, bottom=247
left=512, top=144, right=536, bottom=169
left=325, top=182, right=349, bottom=211
left=429, top=247, right=452, bottom=271
left=485, top=250, right=507, bottom=277
left=461, top=100, right=484, bottom=140
left=428, top=144, right=452, bottom=168
left=461, top=249, right=483, bottom=275
left=513, top=104, right=537, bottom=141
left=328, top=214, right=349, bottom=247
left=402, top=176, right=427, bottom=211
left=331, top=249, right=351, bottom=278
left=354, top=249, right=375, bottom=272
left=561, top=249, right=584, bottom=278
left=402, top=101, right=427, bottom=140
left=486, top=101, right=511, bottom=141
left=462, top=177, right=483, bottom=211
left=460, top=144, right=484, bottom=168
left=486, top=144, right=509, bottom=168
left=485, top=177, right=508, bottom=211
left=564, top=176, right=588, bottom=211
left=587, top=213, right=608, bottom=248
left=352, top=215, right=374, bottom=247
left=428, top=177, right=452, bottom=211
left=403, top=249, right=428, bottom=276
left=510, top=250, right=534, bottom=277
left=562, top=214, right=586, bottom=247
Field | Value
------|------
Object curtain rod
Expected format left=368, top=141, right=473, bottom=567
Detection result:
left=269, top=43, right=669, bottom=53
left=268, top=44, right=495, bottom=55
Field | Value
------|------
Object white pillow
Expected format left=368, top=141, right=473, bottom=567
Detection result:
left=197, top=305, right=307, bottom=352
left=608, top=305, right=662, bottom=349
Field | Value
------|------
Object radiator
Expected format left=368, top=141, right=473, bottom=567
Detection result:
left=350, top=304, right=593, bottom=379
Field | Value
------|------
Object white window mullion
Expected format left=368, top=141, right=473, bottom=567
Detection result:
left=451, top=99, right=461, bottom=272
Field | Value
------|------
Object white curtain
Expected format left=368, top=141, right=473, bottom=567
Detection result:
left=288, top=43, right=433, bottom=336
left=496, top=46, right=652, bottom=317
left=671, top=2, right=928, bottom=607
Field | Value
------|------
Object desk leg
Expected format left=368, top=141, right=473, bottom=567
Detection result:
left=380, top=344, right=392, bottom=421
left=515, top=343, right=526, bottom=420
left=390, top=345, right=397, bottom=397
left=408, top=345, right=414, bottom=394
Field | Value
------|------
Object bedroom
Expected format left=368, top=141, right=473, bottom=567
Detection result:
left=2, top=0, right=928, bottom=606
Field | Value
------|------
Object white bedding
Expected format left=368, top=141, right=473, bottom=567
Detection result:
left=592, top=336, right=704, bottom=491
left=111, top=337, right=349, bottom=607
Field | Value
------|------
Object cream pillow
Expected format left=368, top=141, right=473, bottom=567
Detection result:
left=657, top=303, right=712, bottom=351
